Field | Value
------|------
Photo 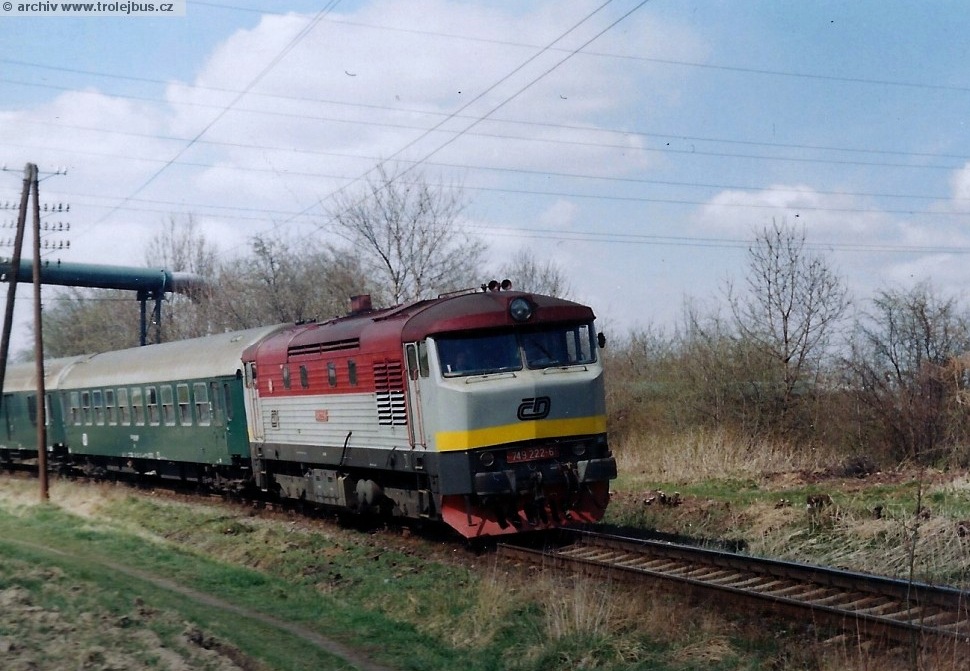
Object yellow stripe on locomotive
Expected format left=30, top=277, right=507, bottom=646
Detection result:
left=434, top=414, right=608, bottom=451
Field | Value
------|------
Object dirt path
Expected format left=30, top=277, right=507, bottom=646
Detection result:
left=4, top=536, right=397, bottom=671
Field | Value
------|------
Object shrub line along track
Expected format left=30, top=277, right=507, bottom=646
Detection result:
left=497, top=530, right=970, bottom=651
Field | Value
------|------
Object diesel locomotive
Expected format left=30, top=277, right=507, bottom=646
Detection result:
left=0, top=284, right=616, bottom=538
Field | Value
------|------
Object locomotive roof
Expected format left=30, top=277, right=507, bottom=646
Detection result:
left=399, top=290, right=595, bottom=340
left=56, top=324, right=284, bottom=389
left=248, top=291, right=596, bottom=360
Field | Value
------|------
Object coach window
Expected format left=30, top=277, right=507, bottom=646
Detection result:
left=27, top=395, right=37, bottom=427
left=209, top=382, right=224, bottom=426
left=69, top=391, right=80, bottom=425
left=131, top=388, right=145, bottom=426
left=161, top=385, right=175, bottom=426
left=93, top=390, right=104, bottom=426
left=299, top=365, right=309, bottom=389
left=147, top=386, right=160, bottom=426
left=177, top=384, right=191, bottom=426
left=348, top=359, right=358, bottom=386
left=194, top=383, right=211, bottom=426
left=117, top=388, right=130, bottom=426
left=81, top=391, right=92, bottom=425
left=222, top=382, right=233, bottom=421
left=327, top=361, right=337, bottom=387
left=105, top=389, right=117, bottom=425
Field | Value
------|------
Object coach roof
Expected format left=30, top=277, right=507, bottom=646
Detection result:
left=57, top=325, right=284, bottom=388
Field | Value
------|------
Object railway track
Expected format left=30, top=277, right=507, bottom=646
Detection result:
left=498, top=530, right=970, bottom=650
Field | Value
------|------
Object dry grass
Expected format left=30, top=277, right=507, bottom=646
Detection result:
left=613, top=427, right=839, bottom=484
left=442, top=565, right=519, bottom=649
left=537, top=573, right=619, bottom=641
left=749, top=503, right=970, bottom=586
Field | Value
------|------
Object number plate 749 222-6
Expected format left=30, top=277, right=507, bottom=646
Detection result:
left=507, top=446, right=558, bottom=464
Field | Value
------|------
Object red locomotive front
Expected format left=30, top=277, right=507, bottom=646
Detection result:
left=245, top=285, right=616, bottom=537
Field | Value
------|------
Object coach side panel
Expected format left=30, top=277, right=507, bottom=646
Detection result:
left=58, top=375, right=250, bottom=466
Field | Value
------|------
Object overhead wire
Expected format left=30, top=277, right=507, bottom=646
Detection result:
left=91, top=0, right=345, bottom=227
left=8, top=94, right=970, bottom=175
left=3, top=1, right=970, bottom=260
left=284, top=0, right=627, bottom=230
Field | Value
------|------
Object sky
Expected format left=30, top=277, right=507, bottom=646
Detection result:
left=2, top=0, right=970, bottom=351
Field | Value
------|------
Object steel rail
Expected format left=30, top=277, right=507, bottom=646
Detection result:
left=498, top=530, right=970, bottom=649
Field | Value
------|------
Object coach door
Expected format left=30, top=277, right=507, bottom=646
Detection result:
left=404, top=342, right=427, bottom=448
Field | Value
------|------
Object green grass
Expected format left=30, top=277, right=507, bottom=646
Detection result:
left=8, top=474, right=963, bottom=670
left=0, top=480, right=814, bottom=671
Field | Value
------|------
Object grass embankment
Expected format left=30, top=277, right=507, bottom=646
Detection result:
left=1, top=445, right=968, bottom=671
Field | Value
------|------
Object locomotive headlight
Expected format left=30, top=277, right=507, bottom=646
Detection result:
left=509, top=297, right=533, bottom=322
left=572, top=443, right=587, bottom=457
left=480, top=451, right=495, bottom=467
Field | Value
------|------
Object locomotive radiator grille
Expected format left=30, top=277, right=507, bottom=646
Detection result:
left=374, top=360, right=407, bottom=426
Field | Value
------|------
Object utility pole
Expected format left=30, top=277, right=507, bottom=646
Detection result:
left=0, top=164, right=32, bottom=408
left=31, top=165, right=48, bottom=501
left=0, top=162, right=51, bottom=501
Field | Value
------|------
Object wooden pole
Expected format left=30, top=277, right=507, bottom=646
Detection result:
left=0, top=164, right=32, bottom=408
left=30, top=165, right=48, bottom=501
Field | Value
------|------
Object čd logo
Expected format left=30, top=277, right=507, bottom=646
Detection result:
left=517, top=396, right=551, bottom=420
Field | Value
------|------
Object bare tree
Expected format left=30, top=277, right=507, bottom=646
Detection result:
left=327, top=163, right=486, bottom=305
left=143, top=216, right=219, bottom=340
left=726, top=221, right=849, bottom=431
left=40, top=217, right=219, bottom=354
left=209, top=233, right=372, bottom=330
left=144, top=215, right=217, bottom=277
left=42, top=288, right=141, bottom=356
left=845, top=283, right=970, bottom=462
left=497, top=249, right=571, bottom=297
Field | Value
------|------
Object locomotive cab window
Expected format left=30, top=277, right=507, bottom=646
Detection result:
left=435, top=322, right=597, bottom=377
left=406, top=342, right=431, bottom=380
left=436, top=332, right=521, bottom=377
left=521, top=322, right=597, bottom=369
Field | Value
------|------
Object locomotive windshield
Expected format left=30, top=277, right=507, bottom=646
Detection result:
left=436, top=322, right=596, bottom=377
